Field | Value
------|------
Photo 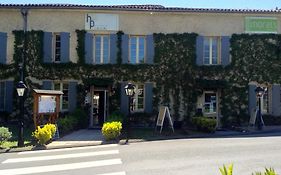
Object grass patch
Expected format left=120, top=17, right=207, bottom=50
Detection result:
left=0, top=124, right=35, bottom=149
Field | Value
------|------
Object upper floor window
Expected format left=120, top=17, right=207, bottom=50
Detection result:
left=203, top=37, right=221, bottom=65
left=132, top=84, right=145, bottom=111
left=53, top=82, right=68, bottom=111
left=54, top=33, right=61, bottom=62
left=94, top=35, right=110, bottom=64
left=0, top=81, right=5, bottom=111
left=129, top=36, right=145, bottom=64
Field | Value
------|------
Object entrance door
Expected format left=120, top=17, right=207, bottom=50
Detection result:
left=90, top=89, right=108, bottom=127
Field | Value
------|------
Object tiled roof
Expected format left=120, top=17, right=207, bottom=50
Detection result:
left=0, top=4, right=280, bottom=14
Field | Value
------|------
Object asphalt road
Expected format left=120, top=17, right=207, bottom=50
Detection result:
left=1, top=134, right=281, bottom=175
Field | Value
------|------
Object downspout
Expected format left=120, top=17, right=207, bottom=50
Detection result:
left=20, top=8, right=28, bottom=81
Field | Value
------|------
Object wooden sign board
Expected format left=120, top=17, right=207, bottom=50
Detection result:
left=155, top=106, right=174, bottom=133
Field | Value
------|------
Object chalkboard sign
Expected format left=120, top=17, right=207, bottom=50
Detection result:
left=155, top=106, right=174, bottom=133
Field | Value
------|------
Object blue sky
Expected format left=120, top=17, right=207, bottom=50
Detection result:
left=1, top=0, right=281, bottom=10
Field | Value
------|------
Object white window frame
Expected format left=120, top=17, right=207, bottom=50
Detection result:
left=132, top=84, right=145, bottom=112
left=0, top=81, right=5, bottom=111
left=53, top=33, right=61, bottom=63
left=53, top=82, right=68, bottom=111
left=203, top=91, right=217, bottom=114
left=129, top=35, right=146, bottom=64
left=203, top=36, right=221, bottom=65
left=93, top=34, right=110, bottom=64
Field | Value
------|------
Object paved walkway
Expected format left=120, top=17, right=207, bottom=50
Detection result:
left=46, top=125, right=281, bottom=149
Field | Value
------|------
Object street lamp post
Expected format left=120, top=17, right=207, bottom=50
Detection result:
left=255, top=86, right=265, bottom=130
left=16, top=9, right=28, bottom=147
left=124, top=83, right=135, bottom=143
left=16, top=80, right=27, bottom=147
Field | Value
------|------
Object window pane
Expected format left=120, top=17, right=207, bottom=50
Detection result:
left=203, top=38, right=210, bottom=65
left=138, top=37, right=145, bottom=63
left=212, top=38, right=218, bottom=64
left=103, top=36, right=109, bottom=63
left=130, top=37, right=137, bottom=64
left=204, top=93, right=216, bottom=113
left=55, top=35, right=61, bottom=62
left=95, top=36, right=101, bottom=64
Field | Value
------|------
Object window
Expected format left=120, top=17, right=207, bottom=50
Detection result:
left=129, top=36, right=145, bottom=64
left=54, top=34, right=61, bottom=62
left=132, top=84, right=145, bottom=111
left=94, top=35, right=110, bottom=64
left=204, top=92, right=217, bottom=114
left=261, top=87, right=269, bottom=114
left=53, top=82, right=68, bottom=111
left=203, top=37, right=221, bottom=65
left=0, top=82, right=5, bottom=111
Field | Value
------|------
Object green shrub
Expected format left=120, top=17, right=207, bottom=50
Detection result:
left=106, top=111, right=124, bottom=122
left=219, top=164, right=233, bottom=175
left=191, top=117, right=216, bottom=133
left=101, top=121, right=122, bottom=141
left=57, top=116, right=75, bottom=134
left=0, top=126, right=12, bottom=145
left=32, top=124, right=56, bottom=145
left=71, top=108, right=88, bottom=128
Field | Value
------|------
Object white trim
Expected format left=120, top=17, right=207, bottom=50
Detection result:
left=94, top=35, right=110, bottom=64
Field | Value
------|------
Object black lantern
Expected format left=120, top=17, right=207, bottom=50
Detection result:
left=124, top=82, right=135, bottom=143
left=255, top=86, right=265, bottom=98
left=124, top=83, right=136, bottom=97
left=16, top=81, right=27, bottom=97
left=255, top=86, right=265, bottom=130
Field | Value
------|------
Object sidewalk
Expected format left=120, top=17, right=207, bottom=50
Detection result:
left=46, top=125, right=281, bottom=149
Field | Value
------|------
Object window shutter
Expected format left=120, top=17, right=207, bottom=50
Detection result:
left=146, top=35, right=154, bottom=64
left=221, top=36, right=230, bottom=66
left=144, top=82, right=153, bottom=113
left=196, top=36, right=204, bottom=66
left=120, top=82, right=129, bottom=115
left=68, top=81, right=77, bottom=112
left=42, top=80, right=52, bottom=90
left=60, top=32, right=70, bottom=63
left=110, top=34, right=117, bottom=64
left=0, top=32, right=7, bottom=64
left=121, top=34, right=129, bottom=64
left=272, top=84, right=281, bottom=116
left=248, top=84, right=257, bottom=117
left=85, top=33, right=93, bottom=64
left=5, top=81, right=14, bottom=113
left=43, top=32, right=53, bottom=63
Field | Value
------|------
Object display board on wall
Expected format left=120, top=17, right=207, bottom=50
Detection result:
left=39, top=95, right=56, bottom=113
left=155, top=106, right=174, bottom=133
left=85, top=13, right=119, bottom=31
left=245, top=17, right=278, bottom=34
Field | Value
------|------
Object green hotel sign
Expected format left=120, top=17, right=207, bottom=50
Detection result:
left=245, top=17, right=278, bottom=33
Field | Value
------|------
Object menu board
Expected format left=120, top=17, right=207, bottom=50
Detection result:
left=39, top=95, right=56, bottom=113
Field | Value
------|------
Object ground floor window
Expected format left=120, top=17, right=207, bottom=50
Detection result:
left=0, top=81, right=5, bottom=111
left=204, top=91, right=217, bottom=114
left=53, top=82, right=69, bottom=111
left=261, top=87, right=269, bottom=114
left=132, top=84, right=145, bottom=111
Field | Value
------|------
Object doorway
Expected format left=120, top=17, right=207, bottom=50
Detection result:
left=89, top=88, right=109, bottom=128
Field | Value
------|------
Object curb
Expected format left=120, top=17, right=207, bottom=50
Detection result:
left=2, top=128, right=281, bottom=153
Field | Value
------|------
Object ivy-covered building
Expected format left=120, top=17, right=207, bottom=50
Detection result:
left=1, top=4, right=281, bottom=127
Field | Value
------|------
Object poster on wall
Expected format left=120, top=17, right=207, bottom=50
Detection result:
left=38, top=95, right=56, bottom=113
left=245, top=17, right=278, bottom=34
left=85, top=13, right=119, bottom=31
